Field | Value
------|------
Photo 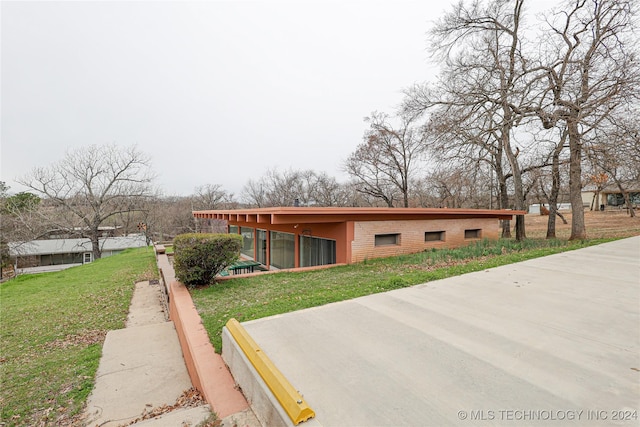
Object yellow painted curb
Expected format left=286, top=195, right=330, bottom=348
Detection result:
left=225, top=318, right=315, bottom=425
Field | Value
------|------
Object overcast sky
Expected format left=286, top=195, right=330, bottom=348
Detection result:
left=1, top=0, right=555, bottom=197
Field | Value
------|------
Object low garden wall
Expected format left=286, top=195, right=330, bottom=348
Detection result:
left=155, top=247, right=249, bottom=418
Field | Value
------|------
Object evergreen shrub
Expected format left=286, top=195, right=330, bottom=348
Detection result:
left=173, top=233, right=241, bottom=287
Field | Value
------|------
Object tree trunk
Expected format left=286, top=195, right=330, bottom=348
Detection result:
left=546, top=135, right=565, bottom=238
left=383, top=194, right=394, bottom=208
left=624, top=193, right=636, bottom=217
left=546, top=205, right=557, bottom=240
left=495, top=154, right=511, bottom=238
left=503, top=140, right=526, bottom=241
left=90, top=234, right=101, bottom=260
left=590, top=191, right=599, bottom=211
left=90, top=216, right=103, bottom=260
left=499, top=199, right=511, bottom=238
left=403, top=183, right=409, bottom=208
left=567, top=121, right=587, bottom=240
left=612, top=178, right=636, bottom=218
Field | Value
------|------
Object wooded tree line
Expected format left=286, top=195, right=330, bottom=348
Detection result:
left=2, top=0, right=638, bottom=266
left=404, top=0, right=638, bottom=240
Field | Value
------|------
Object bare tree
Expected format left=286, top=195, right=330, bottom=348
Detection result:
left=425, top=165, right=493, bottom=209
left=406, top=0, right=637, bottom=241
left=587, top=172, right=610, bottom=211
left=508, top=123, right=576, bottom=239
left=193, top=184, right=233, bottom=211
left=407, top=92, right=519, bottom=235
left=143, top=195, right=191, bottom=241
left=410, top=177, right=441, bottom=208
left=345, top=111, right=426, bottom=207
left=189, top=184, right=236, bottom=233
left=411, top=0, right=530, bottom=239
left=242, top=178, right=268, bottom=208
left=242, top=168, right=352, bottom=208
left=313, top=172, right=351, bottom=207
left=258, top=169, right=302, bottom=207
left=526, top=0, right=637, bottom=239
left=1, top=191, right=44, bottom=237
left=0, top=185, right=51, bottom=277
left=340, top=180, right=390, bottom=207
left=18, top=144, right=155, bottom=259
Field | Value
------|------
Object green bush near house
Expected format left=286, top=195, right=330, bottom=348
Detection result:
left=173, top=233, right=242, bottom=287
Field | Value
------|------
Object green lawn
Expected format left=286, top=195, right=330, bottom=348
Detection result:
left=0, top=247, right=157, bottom=427
left=191, top=238, right=616, bottom=353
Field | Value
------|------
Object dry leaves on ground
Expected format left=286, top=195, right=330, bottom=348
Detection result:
left=117, top=387, right=217, bottom=427
left=45, top=330, right=108, bottom=350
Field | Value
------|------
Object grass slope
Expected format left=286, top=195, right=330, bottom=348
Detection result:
left=191, top=238, right=616, bottom=353
left=0, top=247, right=157, bottom=427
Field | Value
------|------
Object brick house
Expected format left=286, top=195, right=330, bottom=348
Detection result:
left=192, top=207, right=521, bottom=271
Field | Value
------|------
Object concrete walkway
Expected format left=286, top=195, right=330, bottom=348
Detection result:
left=83, top=281, right=213, bottom=426
left=233, top=236, right=640, bottom=426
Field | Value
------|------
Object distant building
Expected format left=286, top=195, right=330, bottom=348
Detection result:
left=41, top=225, right=123, bottom=240
left=529, top=203, right=571, bottom=214
left=582, top=182, right=640, bottom=210
left=9, top=235, right=148, bottom=270
left=193, top=207, right=521, bottom=271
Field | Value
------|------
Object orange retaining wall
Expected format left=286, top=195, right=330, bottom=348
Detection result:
left=157, top=252, right=249, bottom=418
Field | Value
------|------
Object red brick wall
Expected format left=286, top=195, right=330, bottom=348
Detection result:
left=351, top=218, right=500, bottom=263
left=166, top=267, right=250, bottom=418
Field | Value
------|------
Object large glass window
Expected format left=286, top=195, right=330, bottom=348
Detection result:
left=240, top=227, right=255, bottom=258
left=256, top=229, right=267, bottom=265
left=229, top=225, right=239, bottom=234
left=300, top=236, right=336, bottom=267
left=270, top=231, right=295, bottom=269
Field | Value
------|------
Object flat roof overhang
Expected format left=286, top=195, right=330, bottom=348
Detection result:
left=193, top=207, right=525, bottom=226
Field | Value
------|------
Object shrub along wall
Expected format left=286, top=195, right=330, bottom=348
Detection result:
left=173, top=233, right=242, bottom=287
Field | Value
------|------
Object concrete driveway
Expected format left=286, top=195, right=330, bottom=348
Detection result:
left=240, top=236, right=640, bottom=426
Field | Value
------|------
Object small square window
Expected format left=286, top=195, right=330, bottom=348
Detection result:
left=465, top=229, right=481, bottom=239
left=375, top=233, right=400, bottom=246
left=425, top=231, right=445, bottom=242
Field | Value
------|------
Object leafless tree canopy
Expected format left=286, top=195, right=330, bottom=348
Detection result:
left=18, top=144, right=155, bottom=259
left=241, top=168, right=352, bottom=208
left=402, top=0, right=637, bottom=240
left=193, top=184, right=234, bottom=211
left=524, top=0, right=638, bottom=238
left=345, top=111, right=427, bottom=208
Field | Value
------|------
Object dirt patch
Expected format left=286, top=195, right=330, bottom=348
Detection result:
left=524, top=209, right=640, bottom=239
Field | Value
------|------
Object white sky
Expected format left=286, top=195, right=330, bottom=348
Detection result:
left=1, top=0, right=556, bottom=197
